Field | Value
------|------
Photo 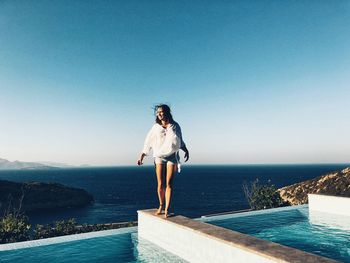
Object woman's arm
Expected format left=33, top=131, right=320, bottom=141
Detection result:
left=137, top=125, right=155, bottom=165
left=181, top=145, right=189, bottom=162
left=175, top=123, right=189, bottom=162
left=137, top=153, right=146, bottom=165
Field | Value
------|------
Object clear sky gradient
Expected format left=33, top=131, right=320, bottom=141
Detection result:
left=1, top=1, right=349, bottom=166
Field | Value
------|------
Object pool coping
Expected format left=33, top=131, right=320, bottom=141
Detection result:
left=309, top=193, right=350, bottom=217
left=138, top=209, right=339, bottom=263
left=0, top=226, right=137, bottom=252
left=200, top=204, right=309, bottom=222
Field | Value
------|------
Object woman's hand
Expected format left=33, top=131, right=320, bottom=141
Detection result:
left=137, top=153, right=146, bottom=166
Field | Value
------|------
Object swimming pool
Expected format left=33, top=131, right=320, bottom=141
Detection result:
left=0, top=227, right=187, bottom=262
left=201, top=205, right=350, bottom=262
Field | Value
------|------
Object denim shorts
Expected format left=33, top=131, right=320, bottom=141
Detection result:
left=154, top=153, right=178, bottom=165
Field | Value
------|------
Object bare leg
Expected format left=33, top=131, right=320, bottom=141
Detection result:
left=165, top=163, right=176, bottom=218
left=155, top=164, right=166, bottom=215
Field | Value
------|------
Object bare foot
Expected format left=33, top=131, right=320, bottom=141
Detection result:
left=164, top=210, right=169, bottom=218
left=155, top=205, right=163, bottom=215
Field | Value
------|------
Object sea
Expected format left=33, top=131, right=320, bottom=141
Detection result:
left=0, top=164, right=347, bottom=226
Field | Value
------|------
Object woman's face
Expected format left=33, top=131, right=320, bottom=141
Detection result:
left=156, top=107, right=166, bottom=121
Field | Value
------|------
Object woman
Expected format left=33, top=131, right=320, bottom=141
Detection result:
left=137, top=104, right=189, bottom=218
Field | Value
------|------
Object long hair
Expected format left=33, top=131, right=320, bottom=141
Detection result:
left=154, top=104, right=174, bottom=124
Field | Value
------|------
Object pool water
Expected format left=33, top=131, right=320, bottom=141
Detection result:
left=201, top=206, right=350, bottom=262
left=0, top=229, right=187, bottom=263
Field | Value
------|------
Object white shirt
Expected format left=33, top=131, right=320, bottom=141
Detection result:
left=142, top=122, right=186, bottom=158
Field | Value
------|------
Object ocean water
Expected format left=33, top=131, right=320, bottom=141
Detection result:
left=0, top=164, right=347, bottom=225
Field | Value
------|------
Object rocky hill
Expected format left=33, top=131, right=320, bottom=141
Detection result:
left=0, top=179, right=94, bottom=213
left=278, top=167, right=350, bottom=205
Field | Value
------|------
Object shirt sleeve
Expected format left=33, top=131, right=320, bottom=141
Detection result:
left=142, top=125, right=155, bottom=155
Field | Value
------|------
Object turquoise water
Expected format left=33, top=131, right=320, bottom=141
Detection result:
left=202, top=206, right=350, bottom=262
left=0, top=229, right=186, bottom=263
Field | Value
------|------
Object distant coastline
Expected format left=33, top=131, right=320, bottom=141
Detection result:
left=0, top=158, right=73, bottom=170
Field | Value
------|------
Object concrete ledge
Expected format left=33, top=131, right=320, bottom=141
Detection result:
left=0, top=226, right=137, bottom=252
left=201, top=204, right=308, bottom=222
left=138, top=209, right=337, bottom=263
left=308, top=194, right=350, bottom=216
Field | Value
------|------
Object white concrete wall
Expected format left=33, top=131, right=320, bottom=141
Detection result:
left=308, top=194, right=350, bottom=217
left=138, top=211, right=276, bottom=263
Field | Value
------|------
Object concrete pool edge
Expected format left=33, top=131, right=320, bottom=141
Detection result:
left=0, top=226, right=137, bottom=252
left=309, top=194, right=350, bottom=216
left=138, top=209, right=338, bottom=263
left=200, top=204, right=308, bottom=222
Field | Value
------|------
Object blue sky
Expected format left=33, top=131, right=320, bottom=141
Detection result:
left=1, top=1, right=349, bottom=166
